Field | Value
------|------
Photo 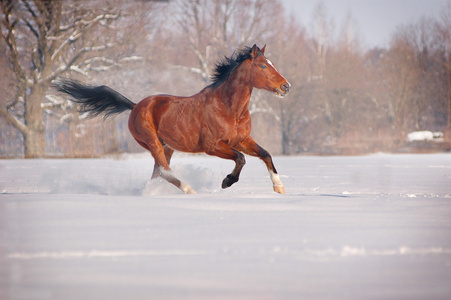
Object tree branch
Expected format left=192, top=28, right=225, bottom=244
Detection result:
left=0, top=105, right=28, bottom=135
left=0, top=2, right=28, bottom=84
left=50, top=13, right=119, bottom=63
left=40, top=43, right=116, bottom=84
left=171, top=65, right=209, bottom=82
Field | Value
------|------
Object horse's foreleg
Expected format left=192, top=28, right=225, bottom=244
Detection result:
left=206, top=142, right=246, bottom=189
left=236, top=137, right=286, bottom=194
left=221, top=151, right=245, bottom=188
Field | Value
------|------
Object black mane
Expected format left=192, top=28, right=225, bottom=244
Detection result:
left=209, top=46, right=253, bottom=88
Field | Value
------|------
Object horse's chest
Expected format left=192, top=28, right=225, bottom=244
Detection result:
left=202, top=110, right=251, bottom=146
left=226, top=116, right=251, bottom=144
left=234, top=117, right=251, bottom=135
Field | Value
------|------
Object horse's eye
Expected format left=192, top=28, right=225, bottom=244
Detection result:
left=261, top=64, right=267, bottom=69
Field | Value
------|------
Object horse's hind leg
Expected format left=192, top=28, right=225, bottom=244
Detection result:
left=139, top=139, right=196, bottom=194
left=151, top=144, right=174, bottom=179
left=158, top=167, right=196, bottom=194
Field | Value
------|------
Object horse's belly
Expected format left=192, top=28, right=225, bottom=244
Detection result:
left=158, top=120, right=203, bottom=153
left=164, top=136, right=203, bottom=153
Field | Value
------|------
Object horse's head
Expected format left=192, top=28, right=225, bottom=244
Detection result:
left=248, top=44, right=291, bottom=97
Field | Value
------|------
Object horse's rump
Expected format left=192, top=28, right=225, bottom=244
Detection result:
left=129, top=95, right=205, bottom=153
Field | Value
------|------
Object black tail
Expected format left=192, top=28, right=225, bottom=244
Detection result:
left=53, top=79, right=135, bottom=118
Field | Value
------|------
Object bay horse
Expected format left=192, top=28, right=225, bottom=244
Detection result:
left=55, top=45, right=290, bottom=194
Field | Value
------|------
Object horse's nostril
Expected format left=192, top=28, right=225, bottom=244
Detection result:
left=281, top=83, right=290, bottom=92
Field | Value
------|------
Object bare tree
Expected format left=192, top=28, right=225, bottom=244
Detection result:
left=259, top=15, right=309, bottom=154
left=0, top=0, right=122, bottom=157
left=306, top=3, right=336, bottom=143
left=173, top=0, right=282, bottom=81
left=381, top=18, right=439, bottom=137
left=435, top=1, right=451, bottom=132
left=307, top=2, right=334, bottom=79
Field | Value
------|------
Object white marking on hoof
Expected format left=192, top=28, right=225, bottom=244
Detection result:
left=270, top=170, right=283, bottom=186
left=270, top=170, right=285, bottom=194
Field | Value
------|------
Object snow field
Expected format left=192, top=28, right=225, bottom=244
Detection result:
left=2, top=152, right=450, bottom=197
left=1, top=153, right=451, bottom=300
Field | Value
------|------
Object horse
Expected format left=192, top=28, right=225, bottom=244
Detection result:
left=55, top=44, right=291, bottom=194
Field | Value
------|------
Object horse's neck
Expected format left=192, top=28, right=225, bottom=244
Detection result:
left=218, top=70, right=253, bottom=116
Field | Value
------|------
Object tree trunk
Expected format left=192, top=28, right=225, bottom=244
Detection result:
left=281, top=127, right=290, bottom=155
left=24, top=85, right=46, bottom=158
left=23, top=128, right=45, bottom=158
left=280, top=109, right=291, bottom=155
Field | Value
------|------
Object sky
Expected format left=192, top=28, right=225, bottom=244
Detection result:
left=280, top=0, right=449, bottom=48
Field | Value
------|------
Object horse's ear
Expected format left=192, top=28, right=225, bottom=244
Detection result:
left=251, top=44, right=260, bottom=59
left=261, top=44, right=266, bottom=54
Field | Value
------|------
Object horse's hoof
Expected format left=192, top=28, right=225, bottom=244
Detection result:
left=184, top=188, right=197, bottom=194
left=222, top=174, right=238, bottom=189
left=181, top=183, right=197, bottom=194
left=273, top=186, right=286, bottom=194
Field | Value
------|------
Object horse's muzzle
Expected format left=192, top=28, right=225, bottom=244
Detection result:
left=281, top=83, right=291, bottom=93
left=276, top=83, right=291, bottom=97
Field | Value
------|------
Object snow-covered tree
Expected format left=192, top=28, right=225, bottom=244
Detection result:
left=0, top=0, right=121, bottom=157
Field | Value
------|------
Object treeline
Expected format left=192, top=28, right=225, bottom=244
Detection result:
left=1, top=0, right=450, bottom=158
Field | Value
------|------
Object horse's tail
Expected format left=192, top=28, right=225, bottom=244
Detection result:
left=53, top=79, right=135, bottom=118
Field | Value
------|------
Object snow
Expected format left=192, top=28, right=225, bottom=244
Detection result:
left=407, top=131, right=444, bottom=142
left=1, top=153, right=451, bottom=299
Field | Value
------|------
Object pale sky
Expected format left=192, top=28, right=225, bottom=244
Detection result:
left=280, top=0, right=449, bottom=48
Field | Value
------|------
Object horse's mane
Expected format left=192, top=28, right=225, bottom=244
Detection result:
left=208, top=46, right=254, bottom=89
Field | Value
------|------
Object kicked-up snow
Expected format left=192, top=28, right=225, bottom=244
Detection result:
left=1, top=153, right=451, bottom=300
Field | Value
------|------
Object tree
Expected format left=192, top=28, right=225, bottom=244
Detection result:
left=173, top=0, right=282, bottom=81
left=262, top=15, right=309, bottom=155
left=0, top=0, right=119, bottom=157
left=435, top=1, right=451, bottom=132
left=306, top=3, right=336, bottom=144
left=381, top=18, right=439, bottom=136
